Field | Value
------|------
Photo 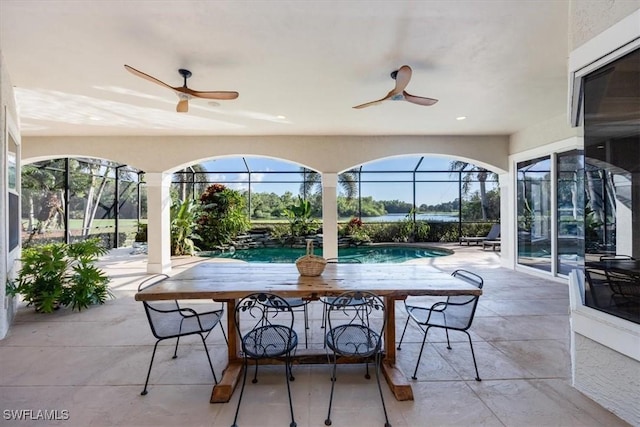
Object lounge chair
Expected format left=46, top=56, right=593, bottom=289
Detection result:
left=460, top=224, right=500, bottom=246
left=482, top=239, right=501, bottom=251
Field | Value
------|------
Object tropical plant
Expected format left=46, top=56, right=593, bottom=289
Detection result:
left=195, top=184, right=250, bottom=249
left=9, top=238, right=111, bottom=313
left=285, top=196, right=320, bottom=237
left=171, top=198, right=200, bottom=256
left=395, top=210, right=430, bottom=242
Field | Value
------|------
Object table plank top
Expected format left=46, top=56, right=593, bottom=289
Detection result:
left=135, top=261, right=483, bottom=301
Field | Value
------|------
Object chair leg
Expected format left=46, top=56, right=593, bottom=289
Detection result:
left=321, top=301, right=327, bottom=329
left=412, top=326, right=431, bottom=380
left=464, top=331, right=481, bottom=381
left=374, top=353, right=391, bottom=427
left=219, top=320, right=228, bottom=344
left=325, top=356, right=338, bottom=426
left=173, top=336, right=180, bottom=359
left=199, top=333, right=218, bottom=384
left=252, top=359, right=259, bottom=384
left=445, top=328, right=452, bottom=350
left=231, top=358, right=249, bottom=427
left=141, top=340, right=161, bottom=395
left=303, top=304, right=309, bottom=349
left=285, top=353, right=297, bottom=427
left=173, top=318, right=186, bottom=358
left=397, top=315, right=411, bottom=350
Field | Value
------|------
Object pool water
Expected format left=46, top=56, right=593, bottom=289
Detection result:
left=208, top=245, right=450, bottom=263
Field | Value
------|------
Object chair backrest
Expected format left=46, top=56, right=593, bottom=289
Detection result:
left=486, top=224, right=500, bottom=240
left=234, top=293, right=296, bottom=349
left=443, top=270, right=484, bottom=330
left=138, top=274, right=182, bottom=338
left=325, top=291, right=385, bottom=354
left=606, top=270, right=640, bottom=298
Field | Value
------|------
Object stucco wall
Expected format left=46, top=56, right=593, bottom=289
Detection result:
left=573, top=334, right=640, bottom=425
left=509, top=113, right=579, bottom=155
left=570, top=0, right=640, bottom=50
left=21, top=134, right=510, bottom=174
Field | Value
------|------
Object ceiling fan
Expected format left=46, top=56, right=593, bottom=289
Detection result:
left=124, top=65, right=239, bottom=112
left=353, top=65, right=438, bottom=109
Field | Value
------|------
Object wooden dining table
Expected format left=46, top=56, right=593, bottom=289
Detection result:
left=134, top=261, right=483, bottom=403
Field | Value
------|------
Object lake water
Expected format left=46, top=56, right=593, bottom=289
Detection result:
left=347, top=213, right=458, bottom=222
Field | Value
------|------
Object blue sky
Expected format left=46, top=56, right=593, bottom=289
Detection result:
left=199, top=156, right=497, bottom=206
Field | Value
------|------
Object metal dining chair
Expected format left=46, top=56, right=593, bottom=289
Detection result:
left=324, top=291, right=391, bottom=427
left=397, top=269, right=484, bottom=381
left=321, top=257, right=364, bottom=330
left=138, top=274, right=227, bottom=396
left=232, top=293, right=298, bottom=427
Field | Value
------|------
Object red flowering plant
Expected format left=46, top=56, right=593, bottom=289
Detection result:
left=343, top=217, right=370, bottom=244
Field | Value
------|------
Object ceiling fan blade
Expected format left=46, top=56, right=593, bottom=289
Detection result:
left=184, top=88, right=239, bottom=100
left=176, top=99, right=189, bottom=113
left=353, top=97, right=387, bottom=109
left=392, top=65, right=412, bottom=94
left=403, top=91, right=438, bottom=106
left=124, top=65, right=175, bottom=91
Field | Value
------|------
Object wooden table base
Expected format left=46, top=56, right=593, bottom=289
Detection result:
left=210, top=350, right=414, bottom=403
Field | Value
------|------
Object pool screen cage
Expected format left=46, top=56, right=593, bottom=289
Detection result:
left=171, top=156, right=500, bottom=241
left=20, top=156, right=499, bottom=248
left=21, top=158, right=144, bottom=249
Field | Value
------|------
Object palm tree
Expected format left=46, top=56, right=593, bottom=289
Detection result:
left=449, top=161, right=497, bottom=220
left=173, top=163, right=210, bottom=201
left=299, top=168, right=358, bottom=200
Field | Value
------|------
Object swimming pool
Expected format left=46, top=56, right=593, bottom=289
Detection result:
left=206, top=245, right=451, bottom=263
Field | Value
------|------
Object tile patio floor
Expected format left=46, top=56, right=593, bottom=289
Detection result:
left=0, top=244, right=631, bottom=427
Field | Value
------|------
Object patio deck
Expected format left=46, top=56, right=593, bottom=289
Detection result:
left=0, top=244, right=630, bottom=427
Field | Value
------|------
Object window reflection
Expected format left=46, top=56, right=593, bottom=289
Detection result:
left=583, top=47, right=639, bottom=324
left=557, top=150, right=584, bottom=275
left=517, top=156, right=552, bottom=272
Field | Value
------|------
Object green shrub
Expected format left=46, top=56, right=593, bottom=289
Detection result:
left=10, top=239, right=111, bottom=313
left=196, top=184, right=250, bottom=249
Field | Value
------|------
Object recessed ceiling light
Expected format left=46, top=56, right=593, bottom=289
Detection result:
left=456, top=116, right=467, bottom=121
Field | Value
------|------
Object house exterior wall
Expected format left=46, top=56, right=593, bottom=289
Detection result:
left=0, top=50, right=20, bottom=339
left=567, top=5, right=640, bottom=425
left=570, top=0, right=640, bottom=49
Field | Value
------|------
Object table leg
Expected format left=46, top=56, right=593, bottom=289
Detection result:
left=210, top=299, right=243, bottom=403
left=381, top=296, right=414, bottom=401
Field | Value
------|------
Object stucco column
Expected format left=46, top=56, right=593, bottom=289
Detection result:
left=499, top=172, right=514, bottom=269
left=145, top=172, right=172, bottom=274
left=321, top=173, right=338, bottom=259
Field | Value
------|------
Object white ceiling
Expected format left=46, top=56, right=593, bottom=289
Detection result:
left=0, top=0, right=570, bottom=137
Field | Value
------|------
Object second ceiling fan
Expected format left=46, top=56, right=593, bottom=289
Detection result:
left=353, top=65, right=438, bottom=109
left=124, top=65, right=239, bottom=112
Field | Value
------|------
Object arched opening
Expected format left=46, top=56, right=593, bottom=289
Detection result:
left=21, top=157, right=143, bottom=249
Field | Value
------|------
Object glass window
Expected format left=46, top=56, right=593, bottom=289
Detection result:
left=517, top=156, right=552, bottom=272
left=557, top=150, right=584, bottom=276
left=582, top=47, right=639, bottom=324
